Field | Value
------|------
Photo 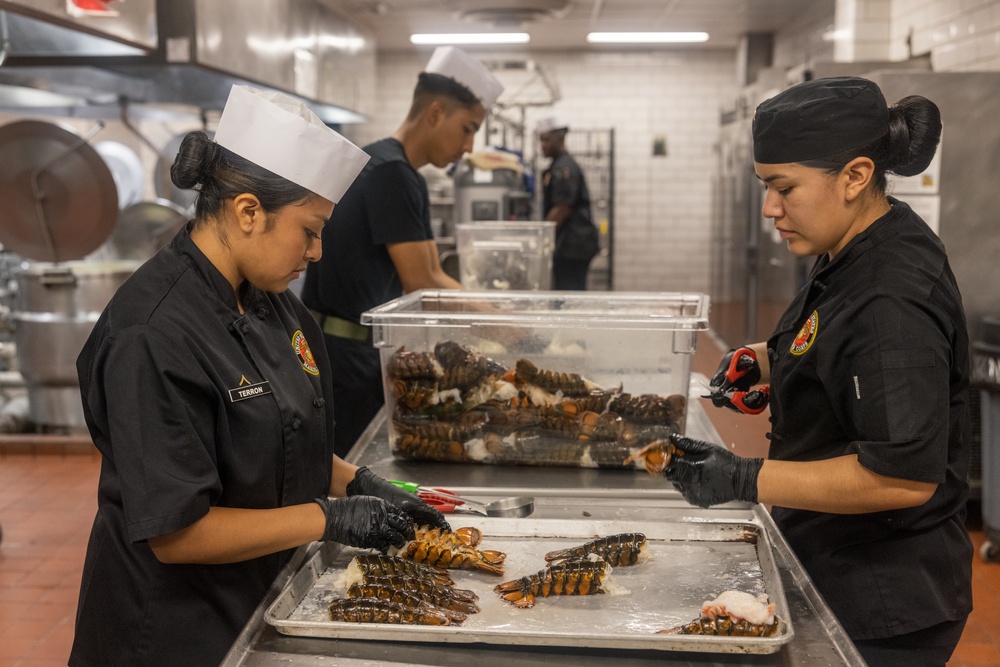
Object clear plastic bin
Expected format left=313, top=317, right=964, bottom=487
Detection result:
left=455, top=221, right=555, bottom=291
left=361, top=290, right=709, bottom=469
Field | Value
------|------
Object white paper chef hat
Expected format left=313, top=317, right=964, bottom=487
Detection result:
left=214, top=85, right=369, bottom=203
left=423, top=46, right=505, bottom=109
left=536, top=116, right=569, bottom=135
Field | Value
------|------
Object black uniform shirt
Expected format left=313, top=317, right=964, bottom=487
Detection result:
left=70, top=224, right=334, bottom=667
left=542, top=151, right=599, bottom=262
left=766, top=200, right=973, bottom=640
left=302, top=137, right=432, bottom=323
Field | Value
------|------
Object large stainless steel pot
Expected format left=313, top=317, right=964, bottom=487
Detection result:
left=13, top=260, right=140, bottom=430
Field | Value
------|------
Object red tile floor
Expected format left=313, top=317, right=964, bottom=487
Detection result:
left=0, top=331, right=997, bottom=666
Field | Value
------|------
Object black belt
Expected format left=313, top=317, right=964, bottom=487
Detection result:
left=309, top=310, right=371, bottom=342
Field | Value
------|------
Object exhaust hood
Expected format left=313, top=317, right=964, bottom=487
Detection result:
left=0, top=0, right=375, bottom=123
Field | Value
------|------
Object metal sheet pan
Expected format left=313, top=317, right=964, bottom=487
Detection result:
left=265, top=516, right=794, bottom=655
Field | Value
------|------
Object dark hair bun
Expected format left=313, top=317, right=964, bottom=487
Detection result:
left=887, top=96, right=942, bottom=177
left=170, top=131, right=220, bottom=190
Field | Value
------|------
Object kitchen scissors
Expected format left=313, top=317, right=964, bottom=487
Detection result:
left=389, top=480, right=470, bottom=513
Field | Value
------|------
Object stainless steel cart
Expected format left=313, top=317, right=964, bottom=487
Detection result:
left=221, top=385, right=864, bottom=667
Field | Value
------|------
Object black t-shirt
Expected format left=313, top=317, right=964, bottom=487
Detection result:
left=542, top=151, right=599, bottom=262
left=766, top=200, right=973, bottom=640
left=70, top=224, right=334, bottom=667
left=302, top=137, right=433, bottom=322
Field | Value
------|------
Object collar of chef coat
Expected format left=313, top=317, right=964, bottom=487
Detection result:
left=811, top=197, right=907, bottom=281
left=171, top=222, right=264, bottom=320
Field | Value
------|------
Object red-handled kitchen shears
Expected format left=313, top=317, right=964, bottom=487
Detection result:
left=389, top=480, right=470, bottom=514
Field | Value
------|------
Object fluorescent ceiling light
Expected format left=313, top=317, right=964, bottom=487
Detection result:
left=587, top=32, right=709, bottom=44
left=411, top=33, right=530, bottom=45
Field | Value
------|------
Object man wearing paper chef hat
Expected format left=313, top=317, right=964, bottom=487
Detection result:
left=69, top=85, right=449, bottom=667
left=536, top=114, right=600, bottom=290
left=302, top=46, right=505, bottom=455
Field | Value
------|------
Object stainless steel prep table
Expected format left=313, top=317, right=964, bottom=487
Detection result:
left=222, top=385, right=864, bottom=667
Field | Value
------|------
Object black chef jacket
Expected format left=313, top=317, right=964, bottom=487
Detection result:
left=542, top=151, right=599, bottom=262
left=766, top=200, right=973, bottom=641
left=302, top=137, right=433, bottom=324
left=301, top=137, right=434, bottom=454
left=70, top=224, right=334, bottom=667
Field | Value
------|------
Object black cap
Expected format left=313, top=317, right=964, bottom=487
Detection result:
left=752, top=77, right=889, bottom=164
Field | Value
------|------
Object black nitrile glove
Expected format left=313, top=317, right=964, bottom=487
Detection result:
left=314, top=496, right=414, bottom=551
left=347, top=466, right=451, bottom=530
left=664, top=434, right=764, bottom=508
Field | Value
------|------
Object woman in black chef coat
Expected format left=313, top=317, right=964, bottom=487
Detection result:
left=69, top=86, right=447, bottom=667
left=665, top=77, right=972, bottom=666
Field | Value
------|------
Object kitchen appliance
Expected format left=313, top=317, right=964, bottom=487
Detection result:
left=0, top=118, right=137, bottom=430
left=110, top=199, right=187, bottom=261
left=0, top=119, right=118, bottom=263
left=974, top=326, right=1000, bottom=562
left=452, top=151, right=533, bottom=232
left=95, top=140, right=146, bottom=210
left=13, top=261, right=140, bottom=430
left=860, top=71, right=1000, bottom=348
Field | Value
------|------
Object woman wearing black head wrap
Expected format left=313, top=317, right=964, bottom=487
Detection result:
left=665, top=77, right=972, bottom=666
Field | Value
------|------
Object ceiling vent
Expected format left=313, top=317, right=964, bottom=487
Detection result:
left=451, top=0, right=570, bottom=27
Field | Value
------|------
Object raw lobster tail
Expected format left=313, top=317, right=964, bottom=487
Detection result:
left=386, top=347, right=441, bottom=382
left=513, top=359, right=596, bottom=397
left=608, top=392, right=687, bottom=425
left=360, top=575, right=480, bottom=608
left=399, top=539, right=506, bottom=575
left=345, top=584, right=468, bottom=623
left=434, top=340, right=507, bottom=376
left=394, top=433, right=468, bottom=462
left=353, top=554, right=454, bottom=587
left=544, top=533, right=649, bottom=567
left=414, top=524, right=483, bottom=549
left=623, top=439, right=680, bottom=475
left=327, top=598, right=450, bottom=625
left=494, top=559, right=610, bottom=609
left=659, top=589, right=779, bottom=637
left=658, top=615, right=779, bottom=637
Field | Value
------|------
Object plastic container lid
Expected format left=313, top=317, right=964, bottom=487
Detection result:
left=362, top=289, right=710, bottom=331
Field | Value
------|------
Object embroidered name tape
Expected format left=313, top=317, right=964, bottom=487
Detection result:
left=228, top=381, right=272, bottom=403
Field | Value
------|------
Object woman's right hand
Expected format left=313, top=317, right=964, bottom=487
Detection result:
left=314, top=496, right=415, bottom=552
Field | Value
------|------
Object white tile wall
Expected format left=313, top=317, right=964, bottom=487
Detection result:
left=890, top=0, right=1000, bottom=69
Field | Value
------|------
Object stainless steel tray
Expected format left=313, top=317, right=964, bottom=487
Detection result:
left=265, top=515, right=795, bottom=655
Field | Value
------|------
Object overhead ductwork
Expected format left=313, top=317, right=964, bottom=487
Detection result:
left=451, top=0, right=570, bottom=27
left=0, top=0, right=375, bottom=123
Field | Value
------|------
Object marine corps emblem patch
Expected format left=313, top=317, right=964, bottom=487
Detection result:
left=292, top=330, right=319, bottom=375
left=790, top=310, right=819, bottom=356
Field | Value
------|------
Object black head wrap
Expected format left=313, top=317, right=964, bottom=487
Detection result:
left=752, top=77, right=889, bottom=164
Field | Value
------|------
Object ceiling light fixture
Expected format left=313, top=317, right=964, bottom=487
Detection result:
left=410, top=33, right=530, bottom=45
left=587, top=32, right=709, bottom=44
